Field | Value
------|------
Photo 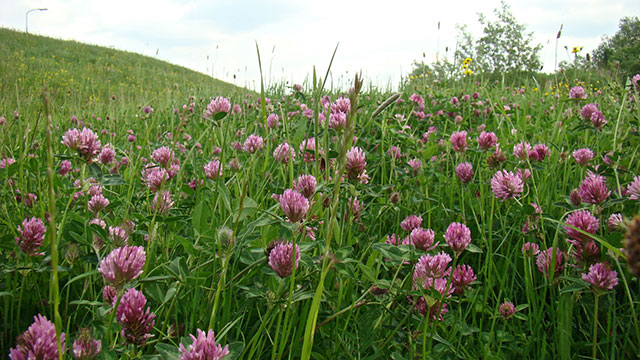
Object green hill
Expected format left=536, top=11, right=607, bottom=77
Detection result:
left=0, top=27, right=248, bottom=118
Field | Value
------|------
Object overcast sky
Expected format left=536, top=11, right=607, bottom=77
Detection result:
left=2, top=0, right=638, bottom=90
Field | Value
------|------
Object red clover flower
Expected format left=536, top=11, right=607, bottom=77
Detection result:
left=9, top=314, right=66, bottom=360
left=491, top=170, right=523, bottom=201
left=16, top=217, right=46, bottom=256
left=582, top=262, right=618, bottom=291
left=401, top=215, right=422, bottom=233
left=409, top=227, right=437, bottom=251
left=293, top=174, right=317, bottom=199
left=444, top=222, right=472, bottom=255
left=280, top=189, right=309, bottom=223
left=268, top=241, right=301, bottom=278
left=579, top=172, right=610, bottom=205
left=116, top=288, right=155, bottom=345
left=455, top=162, right=474, bottom=183
left=178, top=329, right=229, bottom=360
left=98, top=246, right=146, bottom=288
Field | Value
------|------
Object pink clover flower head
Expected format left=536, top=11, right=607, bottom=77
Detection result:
left=268, top=241, right=301, bottom=278
left=329, top=111, right=347, bottom=130
left=299, top=138, right=323, bottom=162
left=572, top=148, right=594, bottom=166
left=108, top=226, right=129, bottom=247
left=72, top=328, right=101, bottom=360
left=627, top=176, right=640, bottom=200
left=103, top=285, right=117, bottom=304
left=266, top=113, right=280, bottom=128
left=16, top=217, right=47, bottom=256
left=293, top=174, right=317, bottom=199
left=450, top=131, right=468, bottom=152
left=407, top=159, right=422, bottom=173
left=568, top=86, right=587, bottom=99
left=588, top=109, right=607, bottom=129
left=570, top=188, right=582, bottom=206
left=513, top=141, right=532, bottom=160
left=444, top=222, right=471, bottom=254
left=414, top=252, right=452, bottom=280
left=243, top=134, right=264, bottom=154
left=536, top=247, right=565, bottom=279
left=455, top=162, right=474, bottom=183
left=89, top=218, right=106, bottom=229
left=570, top=240, right=600, bottom=265
left=152, top=190, right=174, bottom=214
left=58, top=160, right=72, bottom=175
left=450, top=96, right=459, bottom=105
left=204, top=96, right=231, bottom=119
left=178, top=329, right=230, bottom=360
left=401, top=215, right=422, bottom=233
left=521, top=242, right=540, bottom=257
left=9, top=314, right=66, bottom=360
left=565, top=209, right=599, bottom=242
left=452, top=264, right=476, bottom=294
left=273, top=142, right=295, bottom=164
left=581, top=103, right=599, bottom=121
left=333, top=96, right=351, bottom=114
left=385, top=233, right=402, bottom=246
left=387, top=145, right=402, bottom=159
left=491, top=170, right=524, bottom=201
left=411, top=290, right=449, bottom=321
left=0, top=157, right=15, bottom=168
left=608, top=213, right=623, bottom=230
left=116, top=288, right=155, bottom=345
left=422, top=126, right=437, bottom=143
left=582, top=262, right=618, bottom=291
left=517, top=168, right=531, bottom=182
left=579, top=172, right=610, bottom=205
left=409, top=227, right=437, bottom=251
left=88, top=193, right=110, bottom=215
left=280, top=189, right=309, bottom=223
left=477, top=131, right=497, bottom=149
left=151, top=146, right=175, bottom=167
left=632, top=73, right=640, bottom=88
left=499, top=302, right=516, bottom=320
left=62, top=127, right=102, bottom=161
left=528, top=144, right=549, bottom=161
left=142, top=166, right=169, bottom=192
left=345, top=146, right=366, bottom=180
left=409, top=93, right=424, bottom=107
left=98, top=144, right=116, bottom=165
left=98, top=245, right=146, bottom=288
left=203, top=159, right=222, bottom=180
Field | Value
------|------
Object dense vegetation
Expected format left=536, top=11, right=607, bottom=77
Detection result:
left=1, top=24, right=640, bottom=360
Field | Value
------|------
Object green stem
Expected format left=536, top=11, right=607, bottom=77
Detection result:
left=43, top=90, right=63, bottom=360
left=592, top=294, right=600, bottom=360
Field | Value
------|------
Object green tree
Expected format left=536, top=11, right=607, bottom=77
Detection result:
left=475, top=1, right=542, bottom=72
left=593, top=16, right=640, bottom=78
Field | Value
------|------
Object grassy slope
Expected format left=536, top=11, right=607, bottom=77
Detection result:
left=0, top=27, right=247, bottom=117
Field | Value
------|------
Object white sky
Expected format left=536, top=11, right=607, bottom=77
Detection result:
left=1, top=0, right=639, bottom=91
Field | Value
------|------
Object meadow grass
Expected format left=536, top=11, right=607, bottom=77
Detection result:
left=1, top=28, right=640, bottom=359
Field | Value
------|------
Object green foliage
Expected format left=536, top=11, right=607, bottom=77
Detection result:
left=406, top=1, right=542, bottom=87
left=0, top=27, right=247, bottom=114
left=2, top=25, right=640, bottom=360
left=475, top=1, right=542, bottom=73
left=593, top=16, right=640, bottom=79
